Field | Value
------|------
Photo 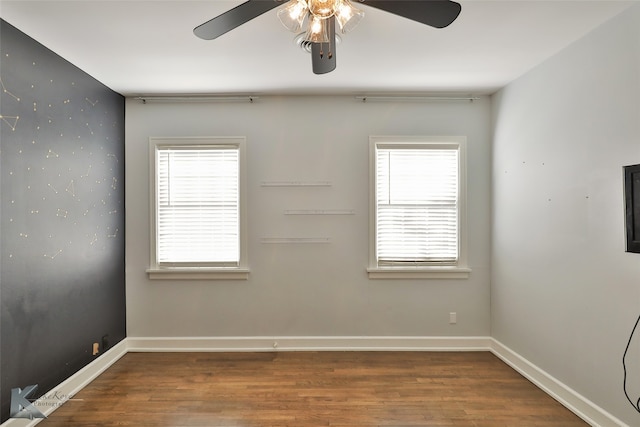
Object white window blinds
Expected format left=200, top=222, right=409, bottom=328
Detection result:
left=376, top=145, right=459, bottom=265
left=156, top=145, right=240, bottom=266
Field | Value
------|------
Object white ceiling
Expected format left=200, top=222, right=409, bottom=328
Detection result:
left=0, top=0, right=635, bottom=96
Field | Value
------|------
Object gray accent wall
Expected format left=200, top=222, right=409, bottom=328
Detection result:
left=491, top=4, right=640, bottom=425
left=0, top=19, right=126, bottom=422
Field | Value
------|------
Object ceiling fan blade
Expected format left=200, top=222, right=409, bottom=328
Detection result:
left=194, top=0, right=284, bottom=40
left=361, top=0, right=461, bottom=29
left=311, top=17, right=337, bottom=74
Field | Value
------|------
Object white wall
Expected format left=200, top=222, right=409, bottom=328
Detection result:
left=125, top=95, right=491, bottom=338
left=492, top=4, right=640, bottom=425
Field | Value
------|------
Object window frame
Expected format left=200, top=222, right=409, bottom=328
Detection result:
left=147, top=137, right=249, bottom=280
left=368, top=136, right=470, bottom=279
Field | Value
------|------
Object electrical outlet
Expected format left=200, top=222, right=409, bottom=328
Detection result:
left=449, top=312, right=457, bottom=324
left=102, top=334, right=110, bottom=351
left=92, top=342, right=100, bottom=355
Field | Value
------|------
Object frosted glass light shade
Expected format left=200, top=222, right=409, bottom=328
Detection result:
left=304, top=15, right=329, bottom=43
left=335, top=0, right=364, bottom=33
left=277, top=0, right=308, bottom=32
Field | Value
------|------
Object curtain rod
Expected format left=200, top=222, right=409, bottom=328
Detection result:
left=355, top=96, right=479, bottom=103
left=133, top=95, right=480, bottom=104
left=135, top=96, right=258, bottom=104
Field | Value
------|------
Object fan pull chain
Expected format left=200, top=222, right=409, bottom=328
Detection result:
left=318, top=41, right=333, bottom=60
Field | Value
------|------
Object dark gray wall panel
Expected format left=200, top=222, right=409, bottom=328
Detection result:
left=0, top=19, right=126, bottom=422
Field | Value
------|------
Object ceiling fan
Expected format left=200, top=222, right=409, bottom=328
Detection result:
left=194, top=0, right=462, bottom=75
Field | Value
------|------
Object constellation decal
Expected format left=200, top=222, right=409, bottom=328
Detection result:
left=0, top=77, right=20, bottom=101
left=0, top=115, right=20, bottom=131
left=0, top=27, right=124, bottom=276
left=66, top=180, right=76, bottom=198
left=44, top=249, right=63, bottom=260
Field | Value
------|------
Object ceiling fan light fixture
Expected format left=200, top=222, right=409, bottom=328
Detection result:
left=335, top=0, right=364, bottom=34
left=277, top=0, right=308, bottom=32
left=193, top=0, right=462, bottom=74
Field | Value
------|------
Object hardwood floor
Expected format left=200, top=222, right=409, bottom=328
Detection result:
left=39, top=351, right=587, bottom=427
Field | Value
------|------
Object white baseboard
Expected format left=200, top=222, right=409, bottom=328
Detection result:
left=490, top=339, right=628, bottom=427
left=2, top=336, right=626, bottom=427
left=126, top=335, right=492, bottom=352
left=1, top=339, right=128, bottom=427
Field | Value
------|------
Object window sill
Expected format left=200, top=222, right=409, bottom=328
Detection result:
left=367, top=266, right=471, bottom=279
left=146, top=267, right=249, bottom=280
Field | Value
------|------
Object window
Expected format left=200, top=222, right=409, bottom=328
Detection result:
left=147, top=137, right=248, bottom=280
left=368, top=136, right=470, bottom=279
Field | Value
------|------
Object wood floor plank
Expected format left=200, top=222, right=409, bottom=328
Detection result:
left=38, top=351, right=588, bottom=426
